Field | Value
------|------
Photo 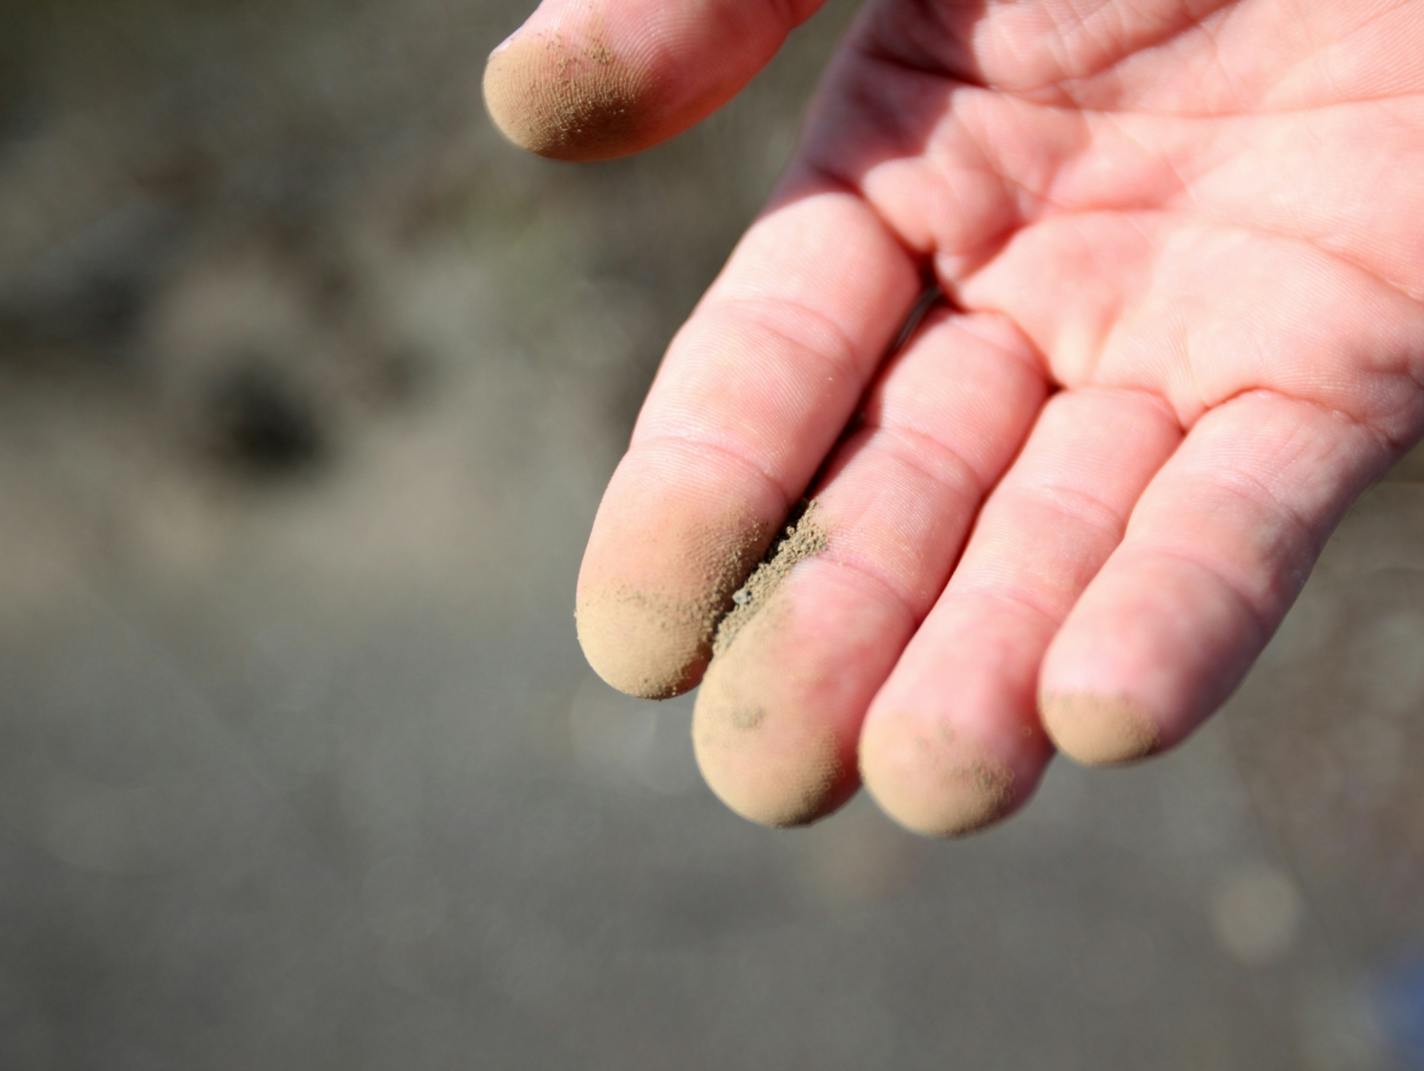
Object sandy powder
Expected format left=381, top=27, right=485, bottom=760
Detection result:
left=712, top=502, right=828, bottom=658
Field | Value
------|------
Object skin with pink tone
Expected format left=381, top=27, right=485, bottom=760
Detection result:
left=485, top=0, right=1424, bottom=835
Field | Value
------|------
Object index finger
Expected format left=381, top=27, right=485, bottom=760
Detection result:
left=576, top=171, right=921, bottom=698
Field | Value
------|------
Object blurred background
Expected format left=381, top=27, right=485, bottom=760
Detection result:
left=1, top=1, right=1422, bottom=1067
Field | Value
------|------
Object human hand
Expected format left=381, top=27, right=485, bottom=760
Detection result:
left=484, top=0, right=1424, bottom=834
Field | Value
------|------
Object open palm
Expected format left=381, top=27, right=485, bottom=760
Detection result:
left=485, top=0, right=1424, bottom=833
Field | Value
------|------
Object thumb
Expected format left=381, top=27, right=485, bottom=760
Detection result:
left=483, top=0, right=828, bottom=162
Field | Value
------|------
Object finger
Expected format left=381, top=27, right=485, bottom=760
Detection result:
left=1040, top=391, right=1397, bottom=765
left=859, top=388, right=1181, bottom=836
left=483, top=0, right=827, bottom=161
left=693, top=310, right=1047, bottom=827
left=577, top=177, right=920, bottom=699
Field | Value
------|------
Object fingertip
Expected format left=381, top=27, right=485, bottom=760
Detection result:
left=691, top=579, right=861, bottom=829
left=576, top=586, right=710, bottom=699
left=575, top=446, right=780, bottom=701
left=859, top=720, right=1022, bottom=838
left=1040, top=693, right=1161, bottom=766
left=482, top=23, right=647, bottom=162
left=575, top=521, right=768, bottom=700
left=693, top=691, right=857, bottom=828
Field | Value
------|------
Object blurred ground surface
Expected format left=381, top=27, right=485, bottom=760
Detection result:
left=1, top=1, right=1421, bottom=1068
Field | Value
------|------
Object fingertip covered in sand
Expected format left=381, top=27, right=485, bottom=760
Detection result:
left=694, top=629, right=857, bottom=830
left=577, top=581, right=737, bottom=700
left=1040, top=693, right=1161, bottom=766
left=482, top=23, right=648, bottom=162
left=576, top=500, right=774, bottom=700
left=692, top=504, right=860, bottom=828
left=859, top=725, right=1018, bottom=838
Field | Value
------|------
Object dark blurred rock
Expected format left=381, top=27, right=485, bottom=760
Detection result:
left=204, top=359, right=327, bottom=477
